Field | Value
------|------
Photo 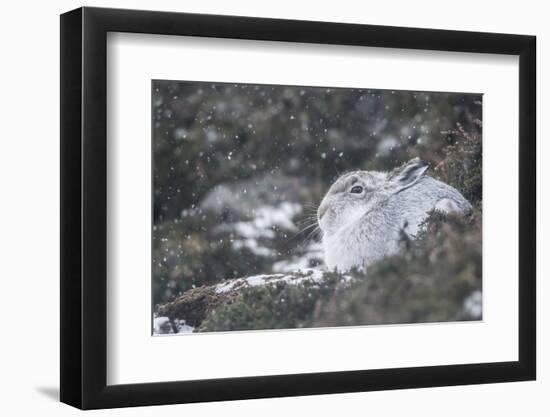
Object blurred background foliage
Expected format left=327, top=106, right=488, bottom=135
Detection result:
left=152, top=80, right=482, bottom=315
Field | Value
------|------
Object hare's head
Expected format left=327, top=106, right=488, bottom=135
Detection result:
left=317, top=158, right=429, bottom=236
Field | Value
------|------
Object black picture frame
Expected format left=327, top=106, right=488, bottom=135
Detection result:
left=60, top=6, right=536, bottom=410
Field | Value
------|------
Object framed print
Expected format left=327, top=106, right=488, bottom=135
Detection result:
left=60, top=6, right=536, bottom=409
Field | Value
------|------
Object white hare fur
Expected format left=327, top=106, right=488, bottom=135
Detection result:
left=317, top=158, right=472, bottom=271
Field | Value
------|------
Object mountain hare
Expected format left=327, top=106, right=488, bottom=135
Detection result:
left=317, top=158, right=472, bottom=271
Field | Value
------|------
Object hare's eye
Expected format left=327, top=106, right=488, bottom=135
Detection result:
left=350, top=185, right=364, bottom=194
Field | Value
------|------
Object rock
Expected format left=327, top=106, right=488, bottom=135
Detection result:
left=155, top=269, right=339, bottom=332
left=156, top=284, right=237, bottom=329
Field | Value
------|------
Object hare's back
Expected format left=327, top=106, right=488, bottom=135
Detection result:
left=389, top=176, right=471, bottom=235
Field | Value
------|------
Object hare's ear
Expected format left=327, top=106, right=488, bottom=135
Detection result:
left=390, top=158, right=429, bottom=193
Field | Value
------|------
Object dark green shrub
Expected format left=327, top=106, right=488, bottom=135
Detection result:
left=434, top=120, right=482, bottom=205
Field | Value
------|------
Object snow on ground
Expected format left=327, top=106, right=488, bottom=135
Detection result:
left=216, top=202, right=302, bottom=257
left=252, top=202, right=301, bottom=231
left=232, top=239, right=275, bottom=257
left=153, top=316, right=195, bottom=335
left=463, top=290, right=482, bottom=318
left=153, top=316, right=171, bottom=334
left=215, top=268, right=349, bottom=294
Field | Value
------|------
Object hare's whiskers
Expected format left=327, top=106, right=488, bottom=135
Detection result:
left=288, top=222, right=319, bottom=241
left=298, top=225, right=322, bottom=250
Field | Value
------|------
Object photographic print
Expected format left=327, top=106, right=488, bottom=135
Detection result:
left=152, top=81, right=482, bottom=335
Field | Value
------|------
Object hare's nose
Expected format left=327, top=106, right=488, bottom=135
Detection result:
left=318, top=203, right=329, bottom=221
